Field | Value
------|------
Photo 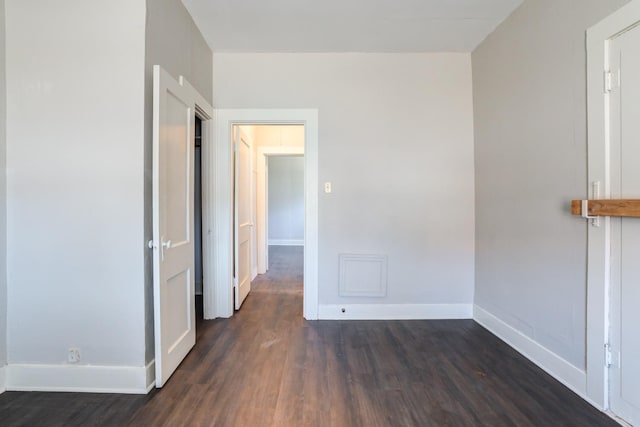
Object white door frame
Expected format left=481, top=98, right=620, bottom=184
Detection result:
left=256, top=146, right=305, bottom=274
left=585, top=1, right=640, bottom=410
left=193, top=110, right=215, bottom=324
left=179, top=78, right=215, bottom=324
left=207, top=109, right=319, bottom=320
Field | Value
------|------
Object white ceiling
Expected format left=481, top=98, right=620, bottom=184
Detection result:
left=181, top=0, right=523, bottom=53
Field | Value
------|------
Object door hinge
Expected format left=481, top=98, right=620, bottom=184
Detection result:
left=605, top=70, right=620, bottom=93
left=604, top=343, right=619, bottom=368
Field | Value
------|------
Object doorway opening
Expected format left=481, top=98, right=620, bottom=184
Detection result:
left=208, top=108, right=319, bottom=320
left=195, top=115, right=205, bottom=320
left=232, top=125, right=305, bottom=310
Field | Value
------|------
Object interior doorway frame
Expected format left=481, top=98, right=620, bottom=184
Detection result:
left=585, top=1, right=640, bottom=411
left=256, top=146, right=305, bottom=275
left=206, top=109, right=319, bottom=320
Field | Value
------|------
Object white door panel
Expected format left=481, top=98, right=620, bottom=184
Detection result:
left=234, top=128, right=252, bottom=310
left=152, top=65, right=196, bottom=387
left=609, top=24, right=640, bottom=425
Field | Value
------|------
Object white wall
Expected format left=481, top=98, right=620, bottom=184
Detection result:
left=472, top=0, right=629, bottom=371
left=268, top=156, right=304, bottom=245
left=255, top=126, right=305, bottom=149
left=239, top=125, right=258, bottom=144
left=5, top=0, right=147, bottom=371
left=0, top=0, right=7, bottom=375
left=144, top=0, right=213, bottom=362
left=214, top=53, right=475, bottom=310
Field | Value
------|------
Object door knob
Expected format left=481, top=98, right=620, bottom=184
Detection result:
left=160, top=238, right=172, bottom=261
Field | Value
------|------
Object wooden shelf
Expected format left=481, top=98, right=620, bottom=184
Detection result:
left=571, top=199, right=640, bottom=218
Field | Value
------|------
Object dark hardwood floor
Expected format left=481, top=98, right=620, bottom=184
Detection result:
left=0, top=246, right=618, bottom=426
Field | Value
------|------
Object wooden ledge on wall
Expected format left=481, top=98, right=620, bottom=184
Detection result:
left=571, top=199, right=640, bottom=218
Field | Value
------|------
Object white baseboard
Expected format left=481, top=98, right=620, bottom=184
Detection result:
left=473, top=305, right=587, bottom=398
left=268, top=239, right=304, bottom=246
left=0, top=364, right=6, bottom=394
left=6, top=361, right=154, bottom=394
left=146, top=360, right=155, bottom=392
left=318, top=303, right=473, bottom=320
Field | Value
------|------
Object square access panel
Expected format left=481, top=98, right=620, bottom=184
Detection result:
left=339, top=254, right=388, bottom=297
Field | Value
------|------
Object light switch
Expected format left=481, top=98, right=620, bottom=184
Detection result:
left=324, top=182, right=332, bottom=193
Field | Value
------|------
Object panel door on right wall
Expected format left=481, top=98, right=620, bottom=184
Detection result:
left=608, top=23, right=640, bottom=426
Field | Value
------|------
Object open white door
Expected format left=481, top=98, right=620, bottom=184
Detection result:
left=152, top=65, right=196, bottom=387
left=234, top=127, right=252, bottom=310
left=608, top=24, right=640, bottom=425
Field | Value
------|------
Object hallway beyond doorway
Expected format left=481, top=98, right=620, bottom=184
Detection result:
left=251, top=246, right=303, bottom=296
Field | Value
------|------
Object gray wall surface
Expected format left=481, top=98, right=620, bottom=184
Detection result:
left=144, top=0, right=213, bottom=363
left=0, top=0, right=6, bottom=368
left=268, top=156, right=304, bottom=243
left=214, top=53, right=476, bottom=306
left=6, top=0, right=147, bottom=367
left=472, top=0, right=629, bottom=369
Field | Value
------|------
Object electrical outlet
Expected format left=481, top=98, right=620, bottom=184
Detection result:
left=68, top=348, right=81, bottom=363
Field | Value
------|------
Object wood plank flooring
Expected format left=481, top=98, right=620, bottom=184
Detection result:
left=0, top=246, right=618, bottom=426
